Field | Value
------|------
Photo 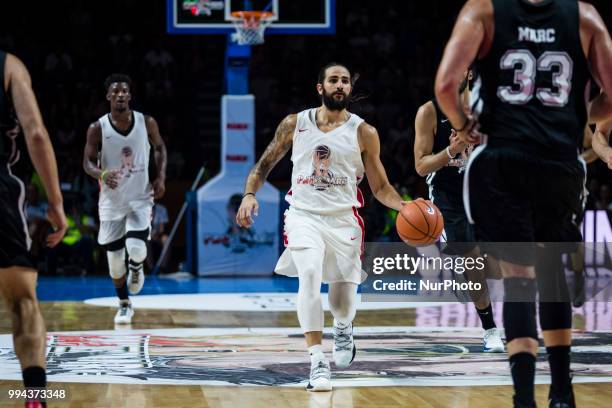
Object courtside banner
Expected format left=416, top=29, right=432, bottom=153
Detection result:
left=196, top=95, right=280, bottom=275
left=360, top=241, right=612, bottom=303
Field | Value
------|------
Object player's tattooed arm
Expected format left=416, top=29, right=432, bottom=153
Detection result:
left=145, top=115, right=167, bottom=199
left=237, top=114, right=296, bottom=228
left=83, top=122, right=120, bottom=189
left=244, top=114, right=296, bottom=195
left=359, top=122, right=405, bottom=212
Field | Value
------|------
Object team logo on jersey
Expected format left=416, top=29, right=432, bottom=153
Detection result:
left=118, top=146, right=145, bottom=179
left=296, top=145, right=348, bottom=191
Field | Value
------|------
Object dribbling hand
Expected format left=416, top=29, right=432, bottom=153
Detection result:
left=46, top=202, right=68, bottom=248
left=448, top=129, right=469, bottom=157
left=236, top=195, right=259, bottom=228
left=456, top=116, right=485, bottom=145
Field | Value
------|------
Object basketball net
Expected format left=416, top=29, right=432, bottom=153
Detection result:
left=230, top=11, right=274, bottom=46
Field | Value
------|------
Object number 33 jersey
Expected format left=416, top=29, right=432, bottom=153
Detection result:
left=474, top=0, right=589, bottom=160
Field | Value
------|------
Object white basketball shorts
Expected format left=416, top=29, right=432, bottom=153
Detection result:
left=275, top=206, right=366, bottom=284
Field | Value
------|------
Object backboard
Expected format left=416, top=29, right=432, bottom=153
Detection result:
left=167, top=0, right=335, bottom=35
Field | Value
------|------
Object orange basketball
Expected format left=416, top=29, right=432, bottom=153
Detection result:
left=396, top=199, right=444, bottom=246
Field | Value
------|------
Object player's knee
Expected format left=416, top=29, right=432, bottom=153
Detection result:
left=503, top=301, right=538, bottom=343
left=298, top=262, right=320, bottom=280
left=126, top=238, right=147, bottom=264
left=539, top=302, right=572, bottom=331
left=500, top=262, right=534, bottom=279
left=107, top=249, right=127, bottom=279
left=503, top=277, right=537, bottom=302
left=503, top=278, right=538, bottom=342
left=298, top=288, right=321, bottom=305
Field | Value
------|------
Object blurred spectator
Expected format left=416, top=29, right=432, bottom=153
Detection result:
left=44, top=45, right=73, bottom=84
left=147, top=203, right=171, bottom=273
left=26, top=183, right=49, bottom=261
left=596, top=184, right=612, bottom=211
left=46, top=198, right=97, bottom=275
left=26, top=183, right=47, bottom=226
left=388, top=116, right=412, bottom=145
left=142, top=38, right=176, bottom=81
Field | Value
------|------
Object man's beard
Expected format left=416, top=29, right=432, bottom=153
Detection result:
left=322, top=90, right=349, bottom=111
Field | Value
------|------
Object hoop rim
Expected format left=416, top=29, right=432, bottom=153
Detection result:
left=229, top=11, right=275, bottom=22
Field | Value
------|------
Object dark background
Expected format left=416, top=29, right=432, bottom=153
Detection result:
left=0, top=0, right=610, bottom=264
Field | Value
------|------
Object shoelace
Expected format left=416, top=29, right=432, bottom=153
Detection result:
left=484, top=329, right=498, bottom=343
left=130, top=267, right=141, bottom=284
left=333, top=324, right=353, bottom=351
left=119, top=305, right=130, bottom=316
left=311, top=361, right=330, bottom=380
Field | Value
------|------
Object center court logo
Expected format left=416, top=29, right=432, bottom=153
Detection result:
left=0, top=328, right=609, bottom=386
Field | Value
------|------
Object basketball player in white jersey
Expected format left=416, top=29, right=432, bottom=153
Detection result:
left=83, top=74, right=167, bottom=324
left=236, top=63, right=405, bottom=391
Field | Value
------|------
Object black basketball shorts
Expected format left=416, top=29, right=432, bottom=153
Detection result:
left=463, top=145, right=584, bottom=265
left=0, top=172, right=35, bottom=269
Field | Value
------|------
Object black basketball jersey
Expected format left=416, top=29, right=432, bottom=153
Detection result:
left=0, top=51, right=19, bottom=164
left=475, top=0, right=590, bottom=160
left=427, top=99, right=464, bottom=196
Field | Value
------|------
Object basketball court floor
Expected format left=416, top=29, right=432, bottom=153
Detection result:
left=0, top=275, right=610, bottom=407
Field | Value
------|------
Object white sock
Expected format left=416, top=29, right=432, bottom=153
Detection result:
left=308, top=345, right=325, bottom=365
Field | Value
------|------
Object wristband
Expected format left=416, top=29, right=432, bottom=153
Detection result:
left=455, top=118, right=470, bottom=132
left=100, top=170, right=108, bottom=182
left=243, top=192, right=255, bottom=198
left=446, top=146, right=456, bottom=159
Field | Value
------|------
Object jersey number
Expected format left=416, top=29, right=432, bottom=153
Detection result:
left=497, top=50, right=573, bottom=107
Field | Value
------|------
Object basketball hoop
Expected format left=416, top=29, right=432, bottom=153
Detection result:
left=229, top=11, right=274, bottom=46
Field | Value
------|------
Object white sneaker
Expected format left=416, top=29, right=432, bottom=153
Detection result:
left=114, top=301, right=134, bottom=324
left=333, top=320, right=356, bottom=368
left=127, top=263, right=145, bottom=294
left=306, top=360, right=332, bottom=392
left=483, top=328, right=505, bottom=353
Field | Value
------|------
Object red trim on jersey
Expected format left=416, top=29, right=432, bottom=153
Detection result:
left=356, top=187, right=364, bottom=208
left=282, top=212, right=289, bottom=247
left=352, top=206, right=366, bottom=258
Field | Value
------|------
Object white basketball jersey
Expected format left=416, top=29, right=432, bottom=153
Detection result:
left=98, top=111, right=153, bottom=221
left=286, top=108, right=365, bottom=214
